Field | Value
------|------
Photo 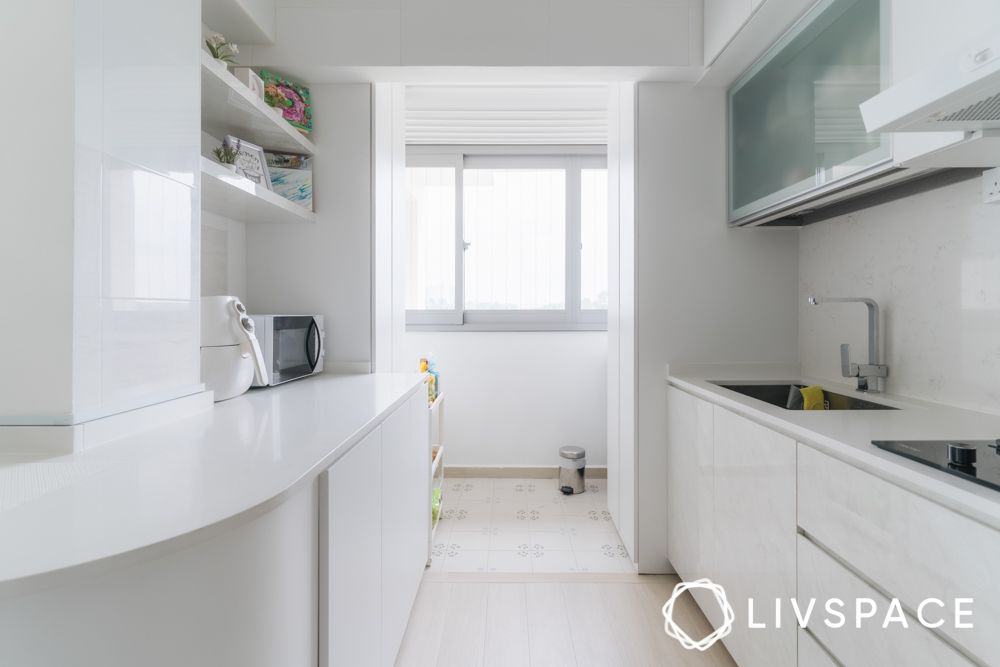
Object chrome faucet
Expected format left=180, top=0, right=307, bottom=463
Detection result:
left=807, top=296, right=889, bottom=393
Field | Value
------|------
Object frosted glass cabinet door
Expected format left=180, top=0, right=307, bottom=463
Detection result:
left=728, top=0, right=891, bottom=223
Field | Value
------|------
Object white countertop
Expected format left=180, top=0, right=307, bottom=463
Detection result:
left=0, top=372, right=425, bottom=592
left=667, top=364, right=1000, bottom=531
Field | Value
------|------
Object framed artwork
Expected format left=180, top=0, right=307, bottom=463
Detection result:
left=265, top=152, right=313, bottom=210
left=224, top=135, right=272, bottom=190
left=232, top=67, right=264, bottom=101
left=260, top=69, right=313, bottom=135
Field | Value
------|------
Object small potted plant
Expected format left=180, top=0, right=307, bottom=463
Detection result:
left=213, top=144, right=239, bottom=172
left=205, top=32, right=239, bottom=68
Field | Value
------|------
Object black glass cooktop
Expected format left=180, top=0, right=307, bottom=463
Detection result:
left=872, top=440, right=1000, bottom=492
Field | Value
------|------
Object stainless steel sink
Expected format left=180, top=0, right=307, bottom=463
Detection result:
left=710, top=382, right=898, bottom=411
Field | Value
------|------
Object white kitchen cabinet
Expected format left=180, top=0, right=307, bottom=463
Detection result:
left=322, top=428, right=382, bottom=667
left=798, top=444, right=1000, bottom=666
left=728, top=0, right=890, bottom=224
left=380, top=391, right=430, bottom=666
left=713, top=407, right=797, bottom=667
left=665, top=387, right=715, bottom=586
left=798, top=630, right=838, bottom=667
left=321, top=389, right=430, bottom=667
left=797, top=535, right=975, bottom=667
left=704, top=0, right=753, bottom=65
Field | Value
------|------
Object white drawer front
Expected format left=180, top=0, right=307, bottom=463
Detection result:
left=798, top=629, right=838, bottom=667
left=798, top=445, right=999, bottom=665
left=798, top=536, right=974, bottom=667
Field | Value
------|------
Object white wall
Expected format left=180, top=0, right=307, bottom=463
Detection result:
left=244, top=0, right=702, bottom=69
left=800, top=177, right=1000, bottom=413
left=635, top=83, right=800, bottom=572
left=246, top=84, right=373, bottom=370
left=398, top=332, right=608, bottom=467
left=202, top=212, right=248, bottom=299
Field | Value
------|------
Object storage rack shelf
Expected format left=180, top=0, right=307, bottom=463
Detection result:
left=201, top=157, right=316, bottom=225
left=201, top=51, right=316, bottom=156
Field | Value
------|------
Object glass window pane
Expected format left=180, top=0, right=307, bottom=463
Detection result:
left=464, top=169, right=566, bottom=310
left=581, top=169, right=608, bottom=310
left=406, top=167, right=456, bottom=310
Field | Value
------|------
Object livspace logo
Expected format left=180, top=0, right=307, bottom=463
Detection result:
left=662, top=579, right=974, bottom=651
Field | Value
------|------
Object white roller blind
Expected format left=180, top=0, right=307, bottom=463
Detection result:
left=405, top=85, right=609, bottom=145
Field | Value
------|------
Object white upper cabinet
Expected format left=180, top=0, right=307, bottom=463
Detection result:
left=704, top=0, right=753, bottom=65
left=728, top=0, right=891, bottom=224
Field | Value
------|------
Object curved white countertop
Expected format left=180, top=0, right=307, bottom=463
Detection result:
left=667, top=364, right=1000, bottom=531
left=0, top=372, right=425, bottom=592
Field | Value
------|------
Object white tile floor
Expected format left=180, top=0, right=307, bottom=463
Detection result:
left=430, top=478, right=633, bottom=574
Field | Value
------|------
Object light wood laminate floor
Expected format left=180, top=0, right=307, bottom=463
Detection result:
left=396, top=572, right=737, bottom=667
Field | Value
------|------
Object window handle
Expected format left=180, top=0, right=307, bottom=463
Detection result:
left=462, top=241, right=471, bottom=251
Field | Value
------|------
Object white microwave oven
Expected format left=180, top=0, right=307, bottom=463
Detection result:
left=249, top=314, right=325, bottom=386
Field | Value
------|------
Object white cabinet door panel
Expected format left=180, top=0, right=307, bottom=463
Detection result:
left=666, top=387, right=715, bottom=585
left=380, top=392, right=430, bottom=666
left=713, top=407, right=796, bottom=667
left=322, top=428, right=382, bottom=667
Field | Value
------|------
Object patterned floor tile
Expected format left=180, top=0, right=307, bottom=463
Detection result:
left=486, top=550, right=533, bottom=573
left=487, top=528, right=533, bottom=550
left=449, top=529, right=493, bottom=550
left=525, top=529, right=573, bottom=550
left=574, top=550, right=632, bottom=573
left=530, top=549, right=579, bottom=573
left=444, top=548, right=489, bottom=573
left=435, top=477, right=626, bottom=574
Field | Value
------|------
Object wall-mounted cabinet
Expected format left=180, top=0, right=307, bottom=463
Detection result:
left=728, top=0, right=891, bottom=224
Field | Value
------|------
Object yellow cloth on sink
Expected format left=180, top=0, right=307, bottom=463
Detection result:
left=800, top=385, right=825, bottom=410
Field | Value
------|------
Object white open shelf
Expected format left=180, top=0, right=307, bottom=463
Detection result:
left=201, top=51, right=316, bottom=156
left=201, top=157, right=316, bottom=225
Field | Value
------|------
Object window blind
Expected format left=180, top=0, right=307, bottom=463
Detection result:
left=405, top=85, right=609, bottom=145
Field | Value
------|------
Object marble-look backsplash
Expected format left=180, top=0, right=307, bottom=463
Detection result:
left=800, top=176, right=1000, bottom=414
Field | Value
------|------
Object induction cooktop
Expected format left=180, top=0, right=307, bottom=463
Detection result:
left=872, top=439, right=1000, bottom=492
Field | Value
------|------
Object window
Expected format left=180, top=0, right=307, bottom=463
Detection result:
left=406, top=148, right=608, bottom=330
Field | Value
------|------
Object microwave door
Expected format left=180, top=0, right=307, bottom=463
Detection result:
left=271, top=316, right=315, bottom=384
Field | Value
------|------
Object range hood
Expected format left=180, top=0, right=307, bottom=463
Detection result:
left=861, top=31, right=1000, bottom=133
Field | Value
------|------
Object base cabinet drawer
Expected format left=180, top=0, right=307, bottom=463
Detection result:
left=798, top=445, right=999, bottom=665
left=798, top=536, right=974, bottom=667
left=798, top=630, right=838, bottom=667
